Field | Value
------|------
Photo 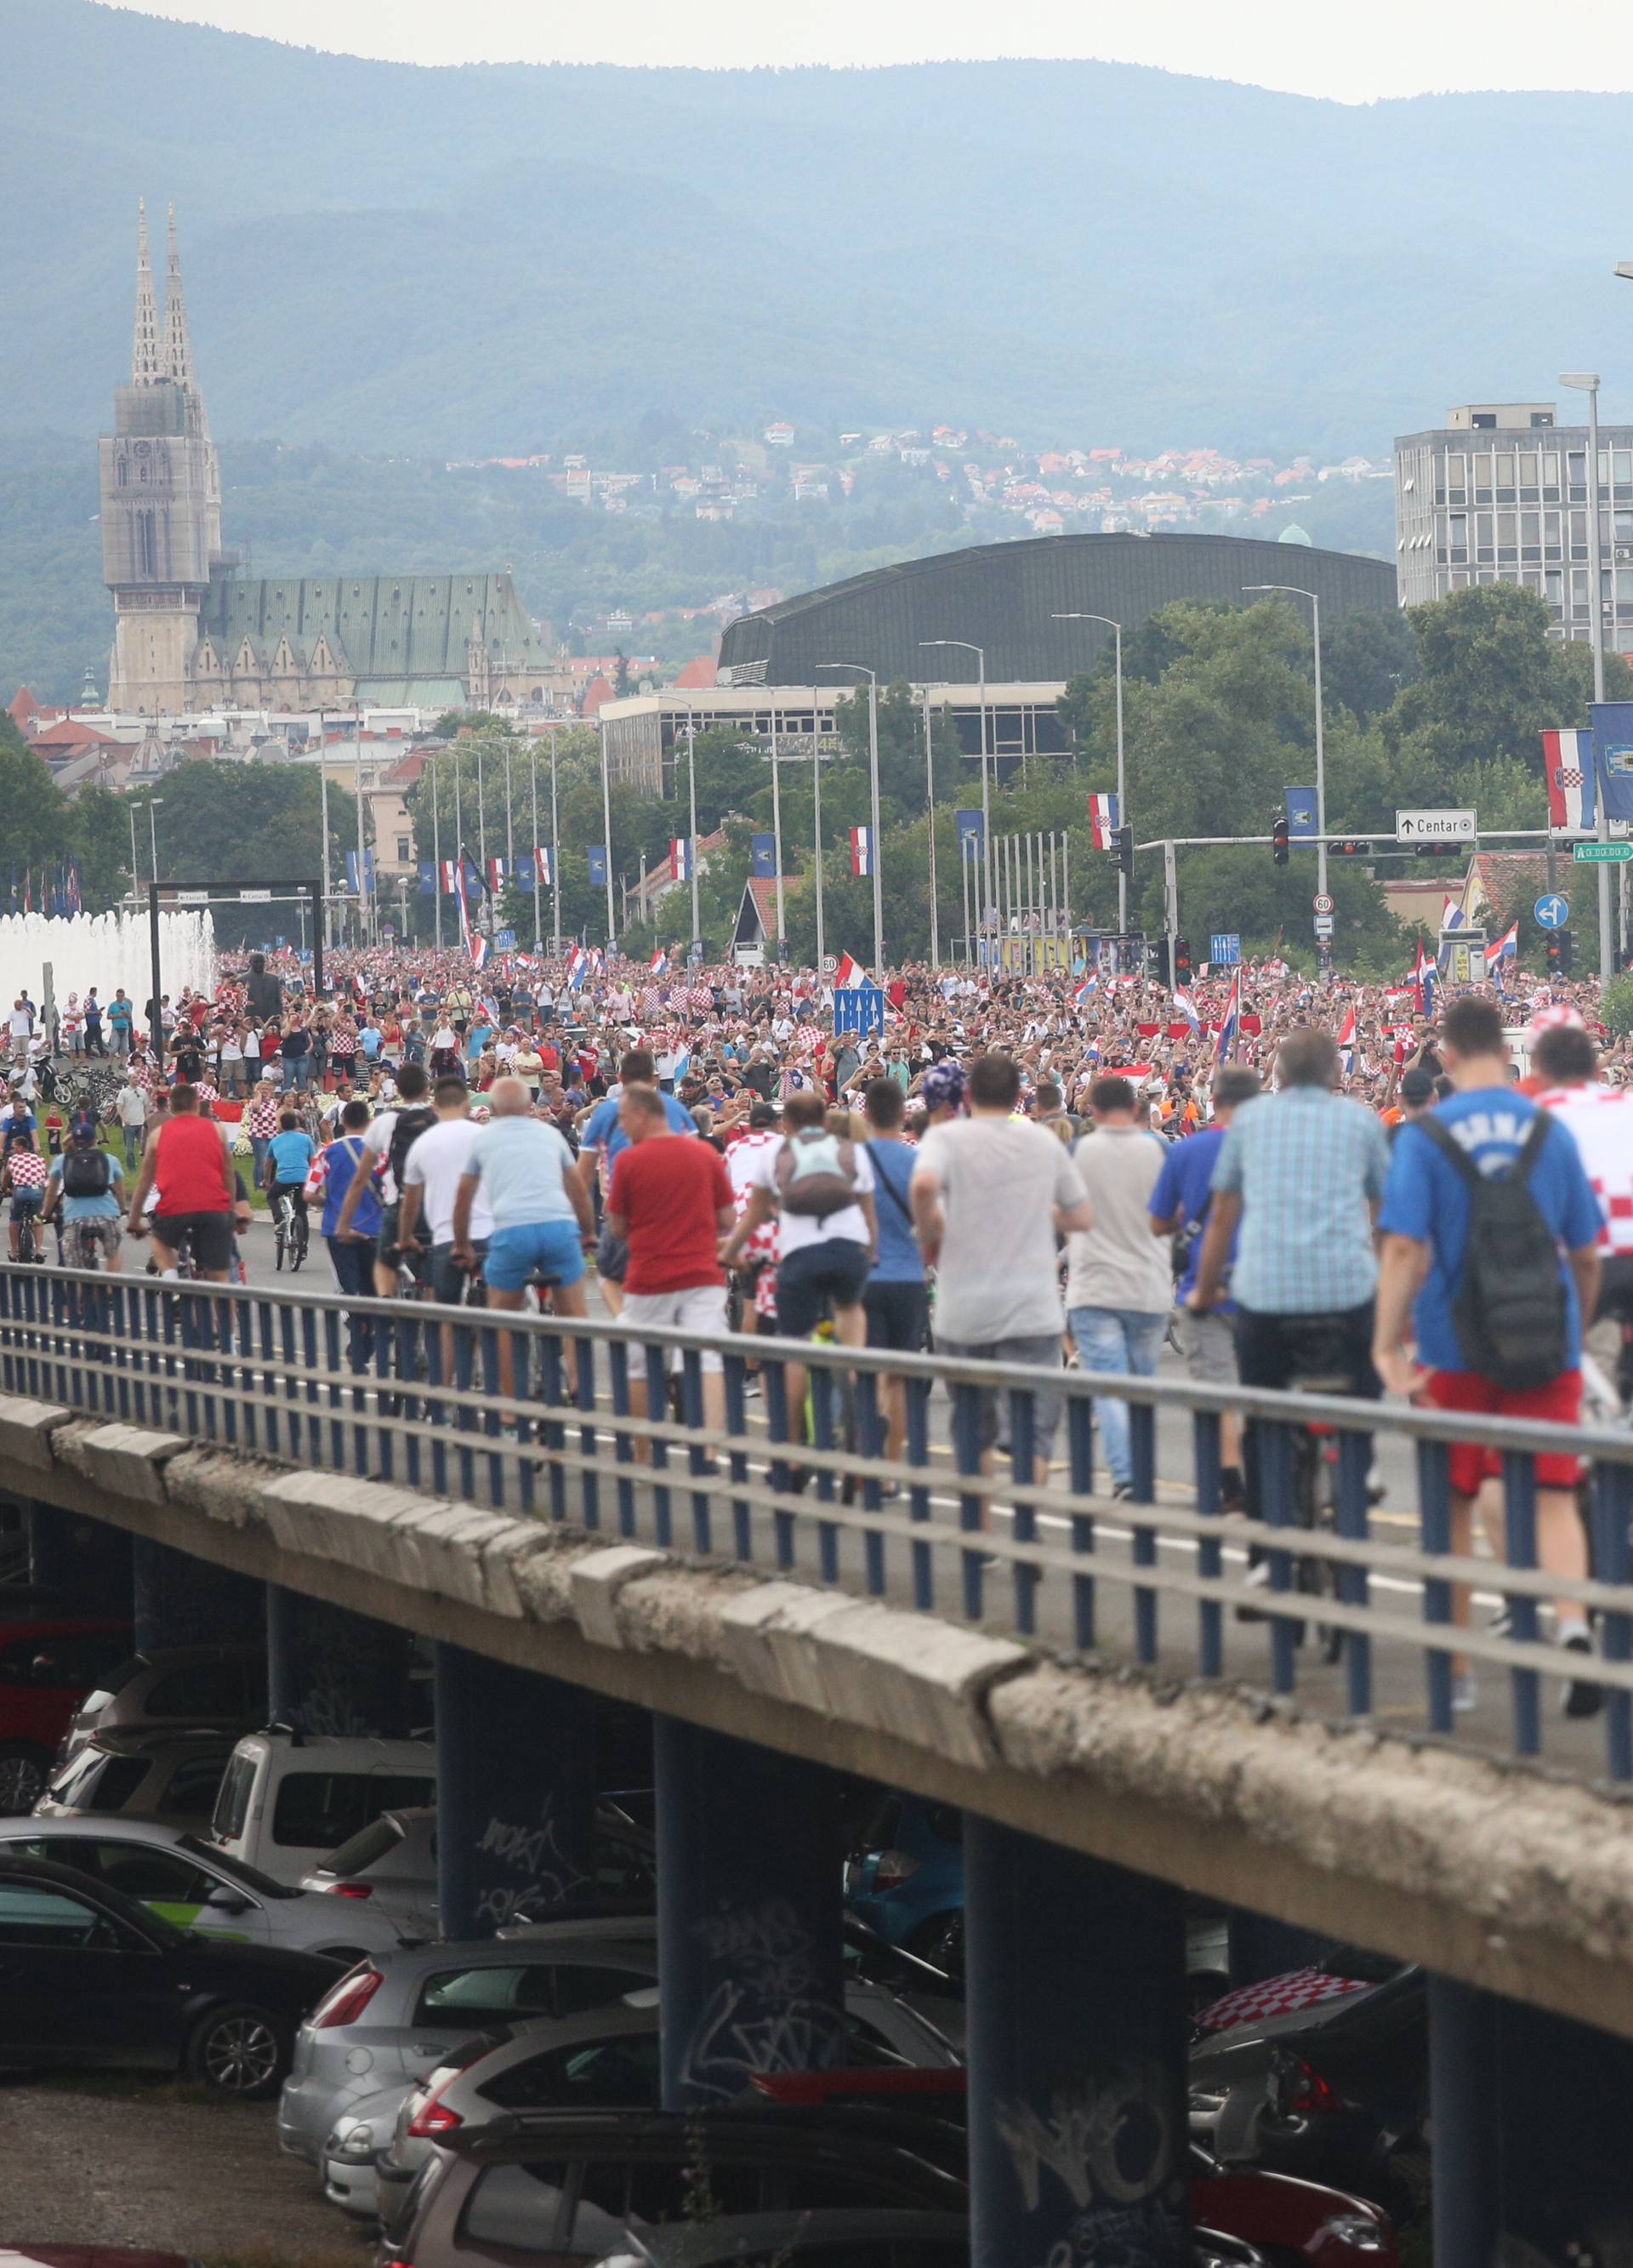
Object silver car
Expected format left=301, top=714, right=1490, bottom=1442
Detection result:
left=299, top=1806, right=439, bottom=1943
left=278, top=1918, right=664, bottom=2166
left=362, top=1979, right=962, bottom=2231
left=589, top=2211, right=970, bottom=2265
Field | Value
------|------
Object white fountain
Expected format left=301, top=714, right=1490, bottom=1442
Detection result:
left=0, top=909, right=217, bottom=1019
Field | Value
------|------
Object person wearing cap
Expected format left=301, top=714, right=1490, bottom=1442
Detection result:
left=44, top=1111, right=127, bottom=1271
left=1387, top=1065, right=1438, bottom=1139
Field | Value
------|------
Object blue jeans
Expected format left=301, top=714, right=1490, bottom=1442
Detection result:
left=249, top=1137, right=270, bottom=1187
left=1067, top=1306, right=1169, bottom=1485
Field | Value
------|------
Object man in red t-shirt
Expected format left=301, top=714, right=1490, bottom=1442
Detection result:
left=606, top=1083, right=736, bottom=1445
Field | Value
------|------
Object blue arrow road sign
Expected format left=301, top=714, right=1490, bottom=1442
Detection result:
left=1533, top=893, right=1570, bottom=930
left=1210, top=933, right=1241, bottom=965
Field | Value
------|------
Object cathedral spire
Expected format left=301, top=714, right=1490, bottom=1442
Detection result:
left=131, top=199, right=162, bottom=385
left=162, top=203, right=195, bottom=388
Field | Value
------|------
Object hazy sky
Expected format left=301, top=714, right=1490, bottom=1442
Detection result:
left=105, top=0, right=1633, bottom=99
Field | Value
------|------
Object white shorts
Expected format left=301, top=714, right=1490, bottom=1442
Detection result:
left=620, top=1285, right=729, bottom=1371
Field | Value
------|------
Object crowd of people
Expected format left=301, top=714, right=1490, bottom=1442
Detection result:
left=3, top=934, right=1630, bottom=1719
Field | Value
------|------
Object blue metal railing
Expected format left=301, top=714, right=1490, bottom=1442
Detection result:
left=4, top=1261, right=1633, bottom=1785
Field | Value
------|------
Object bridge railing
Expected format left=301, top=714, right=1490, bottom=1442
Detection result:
left=3, top=1262, right=1632, bottom=1784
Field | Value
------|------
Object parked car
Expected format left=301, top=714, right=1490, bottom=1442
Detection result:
left=209, top=1729, right=435, bottom=1883
left=0, top=1817, right=411, bottom=1959
left=36, top=1728, right=236, bottom=1828
left=277, top=1920, right=668, bottom=2166
left=0, top=1616, right=134, bottom=1813
left=55, top=1642, right=267, bottom=1766
left=586, top=2211, right=973, bottom=2266
left=0, top=1853, right=341, bottom=2096
left=360, top=1976, right=960, bottom=2228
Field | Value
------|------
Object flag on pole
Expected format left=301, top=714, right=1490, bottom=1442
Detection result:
left=487, top=856, right=506, bottom=892
left=850, top=825, right=873, bottom=878
left=1412, top=935, right=1436, bottom=1019
left=566, top=945, right=590, bottom=991
left=1440, top=898, right=1466, bottom=932
left=669, top=838, right=694, bottom=883
left=1073, top=975, right=1098, bottom=1006
left=1215, top=970, right=1241, bottom=1062
left=439, top=859, right=459, bottom=895
left=1543, top=727, right=1596, bottom=832
left=1171, top=988, right=1202, bottom=1030
left=534, top=845, right=554, bottom=887
left=1337, top=1006, right=1357, bottom=1080
left=832, top=950, right=865, bottom=989
left=1089, top=793, right=1120, bottom=850
left=469, top=932, right=490, bottom=972
left=1485, top=920, right=1519, bottom=972
left=649, top=948, right=669, bottom=976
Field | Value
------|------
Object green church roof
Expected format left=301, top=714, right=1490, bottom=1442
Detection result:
left=200, top=570, right=544, bottom=684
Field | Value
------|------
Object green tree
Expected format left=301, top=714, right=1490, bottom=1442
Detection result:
left=128, top=766, right=357, bottom=891
left=1322, top=606, right=1420, bottom=725
left=71, top=784, right=133, bottom=912
left=0, top=737, right=71, bottom=874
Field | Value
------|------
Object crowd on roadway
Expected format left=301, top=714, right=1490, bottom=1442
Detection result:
left=3, top=936, right=1630, bottom=1719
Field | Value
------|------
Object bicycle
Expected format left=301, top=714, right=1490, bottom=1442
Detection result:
left=12, top=1208, right=42, bottom=1265
left=272, top=1189, right=309, bottom=1273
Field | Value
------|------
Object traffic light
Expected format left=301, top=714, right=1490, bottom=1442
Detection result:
left=1272, top=816, right=1289, bottom=867
left=1547, top=928, right=1575, bottom=977
left=1150, top=938, right=1173, bottom=987
left=1414, top=842, right=1458, bottom=860
left=1113, top=823, right=1134, bottom=877
left=1175, top=936, right=1192, bottom=979
left=1329, top=839, right=1373, bottom=858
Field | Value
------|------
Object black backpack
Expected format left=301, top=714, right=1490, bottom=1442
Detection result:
left=386, top=1104, right=438, bottom=1194
left=61, top=1146, right=111, bottom=1198
left=1418, top=1113, right=1568, bottom=1390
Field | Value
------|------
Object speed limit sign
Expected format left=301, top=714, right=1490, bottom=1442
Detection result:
left=1313, top=893, right=1334, bottom=915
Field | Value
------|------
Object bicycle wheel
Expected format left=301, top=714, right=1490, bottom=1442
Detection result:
left=273, top=1205, right=287, bottom=1272
left=290, top=1211, right=308, bottom=1272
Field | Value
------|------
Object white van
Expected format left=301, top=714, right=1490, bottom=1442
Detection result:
left=208, top=1729, right=435, bottom=1885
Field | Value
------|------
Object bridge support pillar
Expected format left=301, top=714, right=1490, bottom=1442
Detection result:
left=653, top=1715, right=845, bottom=2111
left=131, top=1535, right=260, bottom=1654
left=1428, top=1976, right=1498, bottom=2268
left=965, top=1820, right=1191, bottom=2268
left=432, top=1642, right=594, bottom=1941
left=265, top=1584, right=413, bottom=1737
left=24, top=1501, right=129, bottom=1610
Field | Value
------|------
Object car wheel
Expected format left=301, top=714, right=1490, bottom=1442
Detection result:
left=185, top=2002, right=287, bottom=2099
left=908, top=1910, right=965, bottom=1977
left=0, top=1743, right=48, bottom=1815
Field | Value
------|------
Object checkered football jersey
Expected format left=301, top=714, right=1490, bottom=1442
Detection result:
left=1538, top=1083, right=1633, bottom=1255
left=1193, top=1966, right=1372, bottom=2035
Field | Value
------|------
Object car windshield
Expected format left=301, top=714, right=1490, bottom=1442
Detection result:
left=177, top=1832, right=295, bottom=1901
left=44, top=1745, right=149, bottom=1813
left=317, top=1813, right=404, bottom=1878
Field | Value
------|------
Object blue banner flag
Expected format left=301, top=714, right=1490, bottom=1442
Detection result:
left=751, top=833, right=777, bottom=877
left=1590, top=702, right=1633, bottom=824
left=588, top=845, right=608, bottom=886
left=955, top=807, right=985, bottom=847
left=417, top=862, right=437, bottom=897
left=1284, top=787, right=1318, bottom=841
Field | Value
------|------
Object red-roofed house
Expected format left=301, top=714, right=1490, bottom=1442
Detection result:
left=672, top=654, right=719, bottom=692
left=580, top=674, right=616, bottom=720
left=8, top=687, right=40, bottom=738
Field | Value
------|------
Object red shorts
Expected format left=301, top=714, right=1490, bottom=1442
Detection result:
left=1422, top=1369, right=1583, bottom=1496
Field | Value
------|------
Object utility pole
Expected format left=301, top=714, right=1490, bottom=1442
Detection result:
left=813, top=704, right=826, bottom=971
left=684, top=721, right=701, bottom=956
left=1561, top=371, right=1615, bottom=977
left=429, top=749, right=443, bottom=950
left=504, top=739, right=515, bottom=939
left=819, top=663, right=884, bottom=968
left=598, top=721, right=616, bottom=946
left=922, top=685, right=940, bottom=968
left=318, top=759, right=332, bottom=949
left=529, top=741, right=541, bottom=954
left=770, top=705, right=786, bottom=956
left=1052, top=613, right=1126, bottom=932
left=549, top=727, right=562, bottom=954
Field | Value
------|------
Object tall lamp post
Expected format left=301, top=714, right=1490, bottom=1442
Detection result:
left=597, top=721, right=617, bottom=947
left=1560, top=370, right=1615, bottom=979
left=1053, top=611, right=1127, bottom=932
left=1244, top=581, right=1329, bottom=942
left=146, top=797, right=163, bottom=892
left=817, top=662, right=885, bottom=969
left=920, top=685, right=940, bottom=968
left=428, top=749, right=443, bottom=951
left=919, top=639, right=990, bottom=949
left=680, top=721, right=702, bottom=955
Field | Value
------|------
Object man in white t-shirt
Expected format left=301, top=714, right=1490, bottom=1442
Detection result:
left=397, top=1075, right=495, bottom=1308
left=1534, top=1019, right=1633, bottom=1399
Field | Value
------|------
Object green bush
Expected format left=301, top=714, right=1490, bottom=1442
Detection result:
left=1600, top=975, right=1633, bottom=1039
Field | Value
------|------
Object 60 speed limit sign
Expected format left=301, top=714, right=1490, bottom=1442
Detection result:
left=1313, top=893, right=1334, bottom=915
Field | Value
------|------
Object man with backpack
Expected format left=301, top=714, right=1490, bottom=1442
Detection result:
left=1374, top=994, right=1604, bottom=1716
left=333, top=1060, right=436, bottom=1297
left=862, top=1076, right=928, bottom=1464
left=44, top=1111, right=126, bottom=1269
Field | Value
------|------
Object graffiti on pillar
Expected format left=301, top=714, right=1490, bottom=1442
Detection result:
left=998, top=2062, right=1186, bottom=2268
left=472, top=1798, right=590, bottom=1929
left=679, top=1895, right=846, bottom=2103
left=296, top=1657, right=378, bottom=1740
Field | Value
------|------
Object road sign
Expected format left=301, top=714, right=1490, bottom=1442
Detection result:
left=834, top=983, right=885, bottom=1036
left=1209, top=932, right=1241, bottom=966
left=381, top=925, right=396, bottom=943
left=1573, top=841, right=1633, bottom=863
left=238, top=888, right=272, bottom=902
left=1534, top=892, right=1571, bottom=930
left=496, top=927, right=516, bottom=949
left=1396, top=808, right=1477, bottom=841
left=1313, top=893, right=1334, bottom=915
left=1313, top=915, right=1334, bottom=938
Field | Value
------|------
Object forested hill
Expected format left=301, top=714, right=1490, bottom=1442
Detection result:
left=7, top=0, right=1633, bottom=456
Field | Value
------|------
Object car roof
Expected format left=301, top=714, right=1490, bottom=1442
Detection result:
left=0, top=1817, right=203, bottom=1851
left=70, top=1726, right=237, bottom=1759
left=613, top=2208, right=971, bottom=2263
left=375, top=1923, right=660, bottom=1980
left=498, top=1913, right=658, bottom=1946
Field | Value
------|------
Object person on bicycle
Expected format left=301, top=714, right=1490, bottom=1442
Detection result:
left=333, top=1061, right=436, bottom=1298
left=2, top=1128, right=48, bottom=1260
left=125, top=1082, right=248, bottom=1283
left=43, top=1109, right=126, bottom=1272
left=264, top=1108, right=316, bottom=1242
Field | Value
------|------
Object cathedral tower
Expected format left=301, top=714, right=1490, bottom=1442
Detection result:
left=100, top=203, right=222, bottom=714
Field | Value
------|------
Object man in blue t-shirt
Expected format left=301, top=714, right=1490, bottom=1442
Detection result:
left=1374, top=994, right=1603, bottom=1716
left=1149, top=1065, right=1260, bottom=1510
left=862, top=1076, right=927, bottom=1463
left=572, top=1047, right=694, bottom=1316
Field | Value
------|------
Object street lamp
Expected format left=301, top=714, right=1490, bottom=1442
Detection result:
left=1243, top=582, right=1329, bottom=930
left=1560, top=370, right=1615, bottom=979
left=427, top=749, right=443, bottom=951
left=1054, top=612, right=1127, bottom=932
left=146, top=796, right=163, bottom=886
left=920, top=641, right=990, bottom=935
left=597, top=720, right=617, bottom=949
left=817, top=663, right=885, bottom=970
left=679, top=720, right=702, bottom=955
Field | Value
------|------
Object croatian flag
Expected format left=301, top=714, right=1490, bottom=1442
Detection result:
left=833, top=950, right=865, bottom=989
left=669, top=837, right=694, bottom=883
left=487, top=857, right=506, bottom=892
left=1413, top=937, right=1436, bottom=1019
left=1073, top=976, right=1098, bottom=1006
left=566, top=945, right=590, bottom=991
left=439, top=858, right=459, bottom=895
left=1337, top=1006, right=1357, bottom=1079
left=1486, top=920, right=1519, bottom=972
left=649, top=947, right=669, bottom=977
left=1089, top=793, right=1119, bottom=851
left=468, top=932, right=490, bottom=972
left=1441, top=898, right=1466, bottom=932
left=851, top=825, right=873, bottom=879
left=1171, top=988, right=1202, bottom=1030
left=1543, top=728, right=1596, bottom=832
left=1215, top=970, right=1241, bottom=1063
left=534, top=845, right=554, bottom=887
